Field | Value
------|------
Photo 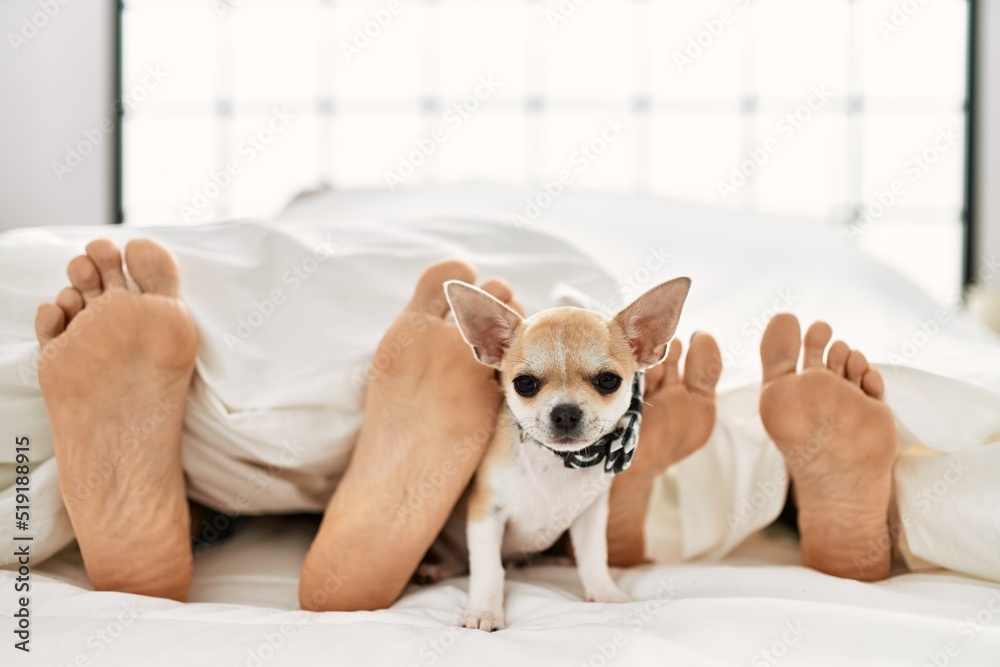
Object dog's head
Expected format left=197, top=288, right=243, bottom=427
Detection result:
left=445, top=278, right=690, bottom=452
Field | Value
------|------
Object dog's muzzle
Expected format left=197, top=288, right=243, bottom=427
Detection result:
left=523, top=373, right=644, bottom=475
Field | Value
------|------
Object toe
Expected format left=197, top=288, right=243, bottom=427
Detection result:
left=644, top=360, right=667, bottom=393
left=760, top=313, right=801, bottom=383
left=409, top=259, right=476, bottom=317
left=480, top=278, right=526, bottom=316
left=35, top=303, right=66, bottom=347
left=125, top=239, right=181, bottom=297
left=663, top=338, right=682, bottom=385
left=55, top=287, right=84, bottom=322
left=846, top=349, right=869, bottom=386
left=803, top=321, right=832, bottom=369
left=461, top=612, right=504, bottom=632
left=85, top=239, right=127, bottom=290
left=862, top=367, right=886, bottom=400
left=684, top=332, right=722, bottom=394
left=67, top=255, right=103, bottom=303
left=479, top=278, right=513, bottom=305
left=826, top=340, right=850, bottom=377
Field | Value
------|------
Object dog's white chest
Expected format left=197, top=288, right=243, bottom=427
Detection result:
left=492, top=439, right=612, bottom=560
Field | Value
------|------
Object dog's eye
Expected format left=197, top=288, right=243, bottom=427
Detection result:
left=513, top=375, right=541, bottom=398
left=593, top=372, right=622, bottom=394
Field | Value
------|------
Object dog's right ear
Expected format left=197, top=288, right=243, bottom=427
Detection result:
left=444, top=280, right=524, bottom=369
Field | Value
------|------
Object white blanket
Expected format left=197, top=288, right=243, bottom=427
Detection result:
left=2, top=186, right=999, bottom=666
left=15, top=516, right=1000, bottom=667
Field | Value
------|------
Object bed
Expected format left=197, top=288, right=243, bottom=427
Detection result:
left=3, top=185, right=1000, bottom=666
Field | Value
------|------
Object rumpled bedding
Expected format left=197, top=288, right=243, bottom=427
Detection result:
left=1, top=185, right=998, bottom=666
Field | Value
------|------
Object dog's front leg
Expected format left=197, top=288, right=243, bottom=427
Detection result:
left=570, top=490, right=635, bottom=603
left=460, top=513, right=507, bottom=631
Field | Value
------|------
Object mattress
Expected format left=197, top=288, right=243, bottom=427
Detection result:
left=3, top=185, right=1000, bottom=666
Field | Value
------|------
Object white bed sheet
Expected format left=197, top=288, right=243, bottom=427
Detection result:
left=19, top=516, right=1000, bottom=667
left=3, top=185, right=1000, bottom=666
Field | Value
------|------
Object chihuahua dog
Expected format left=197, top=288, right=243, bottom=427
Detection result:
left=441, top=277, right=691, bottom=631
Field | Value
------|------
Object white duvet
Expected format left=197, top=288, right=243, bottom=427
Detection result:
left=2, top=185, right=999, bottom=666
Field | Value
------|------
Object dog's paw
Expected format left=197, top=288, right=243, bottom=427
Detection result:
left=586, top=586, right=635, bottom=604
left=459, top=608, right=506, bottom=632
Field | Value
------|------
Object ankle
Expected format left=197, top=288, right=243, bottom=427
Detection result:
left=798, top=507, right=891, bottom=581
left=300, top=540, right=399, bottom=611
left=86, top=545, right=193, bottom=600
left=80, top=499, right=194, bottom=600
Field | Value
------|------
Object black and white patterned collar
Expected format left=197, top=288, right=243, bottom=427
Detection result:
left=517, top=373, right=643, bottom=475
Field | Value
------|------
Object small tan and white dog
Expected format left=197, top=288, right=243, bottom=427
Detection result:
left=442, top=277, right=691, bottom=631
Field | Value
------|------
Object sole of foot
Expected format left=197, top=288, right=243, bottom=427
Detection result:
left=759, top=314, right=897, bottom=582
left=607, top=333, right=722, bottom=567
left=638, top=333, right=722, bottom=472
left=36, top=238, right=197, bottom=600
left=299, top=260, right=522, bottom=612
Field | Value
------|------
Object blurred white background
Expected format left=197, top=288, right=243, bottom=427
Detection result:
left=119, top=0, right=969, bottom=301
left=2, top=0, right=997, bottom=308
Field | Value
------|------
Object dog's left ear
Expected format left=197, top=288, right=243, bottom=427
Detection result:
left=613, top=277, right=691, bottom=369
left=445, top=280, right=524, bottom=369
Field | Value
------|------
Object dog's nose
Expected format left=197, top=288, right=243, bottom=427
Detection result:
left=550, top=404, right=583, bottom=432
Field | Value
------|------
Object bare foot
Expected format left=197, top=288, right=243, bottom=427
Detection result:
left=637, top=334, right=722, bottom=470
left=607, top=333, right=722, bottom=566
left=35, top=239, right=197, bottom=600
left=299, top=261, right=520, bottom=611
left=759, top=314, right=896, bottom=581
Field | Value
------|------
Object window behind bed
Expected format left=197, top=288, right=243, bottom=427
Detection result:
left=119, top=0, right=971, bottom=303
